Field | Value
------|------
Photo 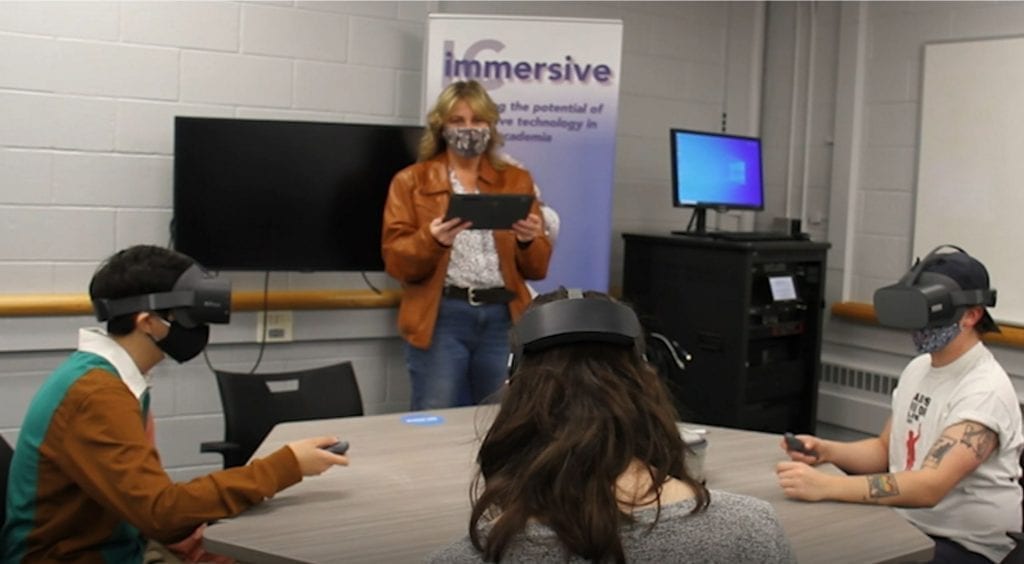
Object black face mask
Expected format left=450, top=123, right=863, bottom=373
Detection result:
left=155, top=319, right=210, bottom=363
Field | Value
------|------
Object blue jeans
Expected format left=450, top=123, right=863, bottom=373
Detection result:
left=405, top=298, right=511, bottom=410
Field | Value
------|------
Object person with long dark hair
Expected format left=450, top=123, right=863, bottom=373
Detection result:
left=430, top=289, right=794, bottom=563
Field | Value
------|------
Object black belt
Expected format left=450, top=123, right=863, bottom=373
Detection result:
left=443, top=286, right=514, bottom=305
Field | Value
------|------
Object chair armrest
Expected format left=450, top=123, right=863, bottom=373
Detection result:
left=200, top=441, right=241, bottom=454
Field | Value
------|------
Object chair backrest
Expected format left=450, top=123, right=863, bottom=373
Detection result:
left=215, top=361, right=363, bottom=468
left=1, top=434, right=13, bottom=528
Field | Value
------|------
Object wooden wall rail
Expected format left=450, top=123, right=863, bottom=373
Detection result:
left=9, top=294, right=1021, bottom=349
left=831, top=301, right=1024, bottom=350
left=0, top=290, right=402, bottom=317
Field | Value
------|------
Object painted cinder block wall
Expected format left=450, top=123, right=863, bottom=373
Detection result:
left=0, top=0, right=757, bottom=480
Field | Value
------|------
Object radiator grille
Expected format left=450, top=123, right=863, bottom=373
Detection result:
left=820, top=363, right=897, bottom=397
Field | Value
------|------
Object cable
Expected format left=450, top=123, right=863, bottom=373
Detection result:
left=361, top=271, right=382, bottom=294
left=799, top=2, right=818, bottom=232
left=648, top=332, right=692, bottom=371
left=200, top=268, right=219, bottom=374
left=247, top=271, right=271, bottom=374
left=200, top=271, right=271, bottom=376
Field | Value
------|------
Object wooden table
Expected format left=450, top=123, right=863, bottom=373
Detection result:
left=204, top=406, right=933, bottom=563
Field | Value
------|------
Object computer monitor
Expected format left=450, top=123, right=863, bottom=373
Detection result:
left=670, top=128, right=765, bottom=233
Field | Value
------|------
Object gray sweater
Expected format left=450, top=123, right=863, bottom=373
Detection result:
left=426, top=490, right=795, bottom=563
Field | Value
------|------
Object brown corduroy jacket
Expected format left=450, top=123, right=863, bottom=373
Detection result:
left=381, top=152, right=552, bottom=349
left=4, top=361, right=302, bottom=563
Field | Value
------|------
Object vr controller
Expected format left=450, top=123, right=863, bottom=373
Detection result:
left=321, top=440, right=349, bottom=455
left=784, top=432, right=816, bottom=457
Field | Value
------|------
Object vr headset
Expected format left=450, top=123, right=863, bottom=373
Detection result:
left=873, top=245, right=996, bottom=330
left=92, top=264, right=231, bottom=327
left=510, top=289, right=642, bottom=371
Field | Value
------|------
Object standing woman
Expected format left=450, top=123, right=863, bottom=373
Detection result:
left=382, top=80, right=551, bottom=410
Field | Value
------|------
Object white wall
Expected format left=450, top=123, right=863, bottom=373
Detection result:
left=760, top=2, right=838, bottom=242
left=0, top=1, right=762, bottom=479
left=442, top=1, right=766, bottom=286
left=10, top=0, right=1023, bottom=473
left=914, top=37, right=1024, bottom=326
left=0, top=0, right=430, bottom=480
left=763, top=1, right=1024, bottom=434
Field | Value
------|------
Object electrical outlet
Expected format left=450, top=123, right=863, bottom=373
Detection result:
left=256, top=310, right=293, bottom=343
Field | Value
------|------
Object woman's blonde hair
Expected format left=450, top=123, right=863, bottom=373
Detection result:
left=418, top=80, right=505, bottom=169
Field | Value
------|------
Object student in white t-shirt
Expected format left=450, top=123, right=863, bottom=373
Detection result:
left=775, top=248, right=1023, bottom=563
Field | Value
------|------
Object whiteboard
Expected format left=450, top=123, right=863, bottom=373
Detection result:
left=916, top=37, right=1024, bottom=326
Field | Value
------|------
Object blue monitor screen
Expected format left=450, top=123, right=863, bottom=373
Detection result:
left=670, top=129, right=764, bottom=210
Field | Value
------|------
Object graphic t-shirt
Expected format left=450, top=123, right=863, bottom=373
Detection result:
left=889, top=342, right=1023, bottom=562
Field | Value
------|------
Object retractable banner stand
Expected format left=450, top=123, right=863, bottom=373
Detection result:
left=425, top=14, right=623, bottom=293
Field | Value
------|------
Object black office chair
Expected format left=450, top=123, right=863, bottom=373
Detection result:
left=1007, top=533, right=1024, bottom=564
left=201, top=361, right=364, bottom=469
left=1, top=434, right=14, bottom=529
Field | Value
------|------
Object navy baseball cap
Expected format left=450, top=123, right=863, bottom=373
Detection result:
left=921, top=252, right=1000, bottom=333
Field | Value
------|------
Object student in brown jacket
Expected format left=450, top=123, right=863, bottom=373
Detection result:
left=2, top=245, right=349, bottom=563
left=382, top=80, right=552, bottom=411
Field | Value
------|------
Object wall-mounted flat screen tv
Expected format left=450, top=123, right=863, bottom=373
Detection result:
left=173, top=117, right=422, bottom=271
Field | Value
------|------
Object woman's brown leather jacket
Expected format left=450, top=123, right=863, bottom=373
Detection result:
left=382, top=152, right=552, bottom=349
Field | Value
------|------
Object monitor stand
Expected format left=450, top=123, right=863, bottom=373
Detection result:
left=670, top=207, right=710, bottom=236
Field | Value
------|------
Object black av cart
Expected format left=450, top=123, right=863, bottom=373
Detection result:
left=622, top=233, right=830, bottom=434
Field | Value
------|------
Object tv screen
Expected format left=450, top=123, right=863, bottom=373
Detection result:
left=670, top=129, right=764, bottom=211
left=173, top=117, right=422, bottom=271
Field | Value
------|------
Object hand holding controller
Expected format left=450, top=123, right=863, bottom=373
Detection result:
left=287, top=436, right=349, bottom=476
left=783, top=432, right=817, bottom=457
left=321, top=440, right=349, bottom=455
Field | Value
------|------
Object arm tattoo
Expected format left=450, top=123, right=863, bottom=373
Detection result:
left=959, top=422, right=998, bottom=461
left=923, top=435, right=957, bottom=469
left=865, top=474, right=900, bottom=501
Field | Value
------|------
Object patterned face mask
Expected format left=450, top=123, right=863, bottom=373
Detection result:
left=911, top=321, right=961, bottom=354
left=443, top=126, right=491, bottom=157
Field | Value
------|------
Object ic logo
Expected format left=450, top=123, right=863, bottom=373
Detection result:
left=443, top=38, right=507, bottom=91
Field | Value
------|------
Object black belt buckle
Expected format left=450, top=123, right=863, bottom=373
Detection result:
left=445, top=286, right=511, bottom=305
